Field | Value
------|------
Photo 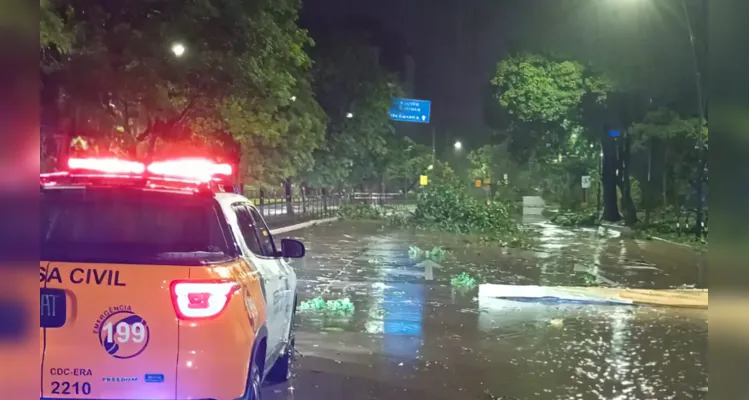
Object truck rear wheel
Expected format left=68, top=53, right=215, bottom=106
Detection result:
left=266, top=306, right=296, bottom=383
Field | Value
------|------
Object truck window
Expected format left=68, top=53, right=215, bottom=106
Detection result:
left=41, top=189, right=235, bottom=265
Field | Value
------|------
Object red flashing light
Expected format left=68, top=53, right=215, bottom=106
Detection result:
left=147, top=158, right=233, bottom=182
left=42, top=157, right=234, bottom=192
left=68, top=157, right=145, bottom=174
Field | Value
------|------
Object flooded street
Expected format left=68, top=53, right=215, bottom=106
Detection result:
left=264, top=220, right=708, bottom=400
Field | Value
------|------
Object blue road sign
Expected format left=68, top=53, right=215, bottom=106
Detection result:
left=608, top=130, right=621, bottom=137
left=389, top=98, right=431, bottom=124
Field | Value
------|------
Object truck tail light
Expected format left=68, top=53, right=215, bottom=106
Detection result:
left=170, top=280, right=239, bottom=320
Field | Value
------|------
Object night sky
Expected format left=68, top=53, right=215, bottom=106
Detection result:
left=300, top=0, right=534, bottom=149
left=300, top=0, right=705, bottom=153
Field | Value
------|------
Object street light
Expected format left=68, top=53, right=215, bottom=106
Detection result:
left=171, top=43, right=186, bottom=57
left=453, top=141, right=462, bottom=151
left=345, top=112, right=354, bottom=119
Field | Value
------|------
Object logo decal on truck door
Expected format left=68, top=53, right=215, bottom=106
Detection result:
left=93, top=305, right=150, bottom=359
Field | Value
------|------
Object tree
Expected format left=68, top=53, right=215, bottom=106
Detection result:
left=506, top=1, right=707, bottom=226
left=383, top=137, right=432, bottom=193
left=40, top=0, right=76, bottom=54
left=41, top=0, right=323, bottom=188
left=490, top=53, right=610, bottom=162
left=305, top=40, right=403, bottom=190
left=489, top=53, right=619, bottom=216
left=630, top=108, right=706, bottom=211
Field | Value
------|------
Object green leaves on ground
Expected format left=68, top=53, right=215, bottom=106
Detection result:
left=450, top=273, right=478, bottom=290
left=297, top=297, right=355, bottom=315
left=408, top=246, right=448, bottom=263
left=550, top=209, right=600, bottom=227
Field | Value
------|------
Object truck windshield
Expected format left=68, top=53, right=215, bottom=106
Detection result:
left=41, top=189, right=235, bottom=265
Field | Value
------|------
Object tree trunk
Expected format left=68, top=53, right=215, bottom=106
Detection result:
left=301, top=184, right=307, bottom=214
left=601, top=135, right=621, bottom=222
left=284, top=179, right=294, bottom=216
left=662, top=146, right=669, bottom=207
left=644, top=139, right=652, bottom=225
left=56, top=106, right=78, bottom=171
left=618, top=133, right=638, bottom=226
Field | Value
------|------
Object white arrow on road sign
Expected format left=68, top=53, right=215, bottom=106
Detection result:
left=421, top=115, right=426, bottom=121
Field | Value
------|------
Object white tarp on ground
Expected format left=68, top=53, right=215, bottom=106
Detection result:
left=478, top=284, right=708, bottom=308
left=478, top=284, right=634, bottom=306
left=522, top=196, right=545, bottom=215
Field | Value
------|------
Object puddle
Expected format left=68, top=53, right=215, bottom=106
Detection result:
left=278, top=220, right=707, bottom=400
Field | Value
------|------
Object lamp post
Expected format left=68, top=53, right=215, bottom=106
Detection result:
left=680, top=0, right=706, bottom=239
left=606, top=0, right=705, bottom=237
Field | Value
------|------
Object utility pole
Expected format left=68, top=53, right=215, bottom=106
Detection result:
left=597, top=142, right=602, bottom=216
left=431, top=126, right=436, bottom=167
left=681, top=0, right=706, bottom=239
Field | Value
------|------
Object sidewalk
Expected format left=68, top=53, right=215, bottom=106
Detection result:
left=600, top=222, right=705, bottom=250
left=269, top=216, right=339, bottom=235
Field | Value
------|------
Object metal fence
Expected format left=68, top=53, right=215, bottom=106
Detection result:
left=349, top=192, right=417, bottom=211
left=244, top=188, right=343, bottom=226
left=243, top=188, right=415, bottom=226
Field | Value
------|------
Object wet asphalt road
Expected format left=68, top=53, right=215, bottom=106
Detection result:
left=263, top=220, right=708, bottom=400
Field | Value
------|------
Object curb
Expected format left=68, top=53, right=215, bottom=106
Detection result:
left=599, top=223, right=636, bottom=237
left=270, top=217, right=340, bottom=235
left=649, top=236, right=697, bottom=248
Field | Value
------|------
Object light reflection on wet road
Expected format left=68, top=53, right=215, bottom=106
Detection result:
left=264, top=221, right=708, bottom=400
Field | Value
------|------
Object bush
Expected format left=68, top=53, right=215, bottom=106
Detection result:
left=385, top=209, right=411, bottom=226
left=634, top=207, right=708, bottom=245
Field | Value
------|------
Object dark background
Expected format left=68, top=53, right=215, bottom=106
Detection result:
left=300, top=0, right=532, bottom=149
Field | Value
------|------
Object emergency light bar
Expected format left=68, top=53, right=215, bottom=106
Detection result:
left=42, top=157, right=235, bottom=193
left=68, top=157, right=146, bottom=174
left=147, top=158, right=232, bottom=182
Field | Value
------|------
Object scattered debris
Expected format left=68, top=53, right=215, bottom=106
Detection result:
left=409, top=245, right=448, bottom=262
left=371, top=282, right=393, bottom=290
left=425, top=246, right=447, bottom=262
left=297, top=296, right=355, bottom=315
left=451, top=272, right=478, bottom=289
left=549, top=318, right=564, bottom=327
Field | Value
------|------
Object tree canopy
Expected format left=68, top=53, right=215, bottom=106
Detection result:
left=304, top=41, right=405, bottom=189
left=40, top=0, right=326, bottom=186
left=489, top=53, right=611, bottom=163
